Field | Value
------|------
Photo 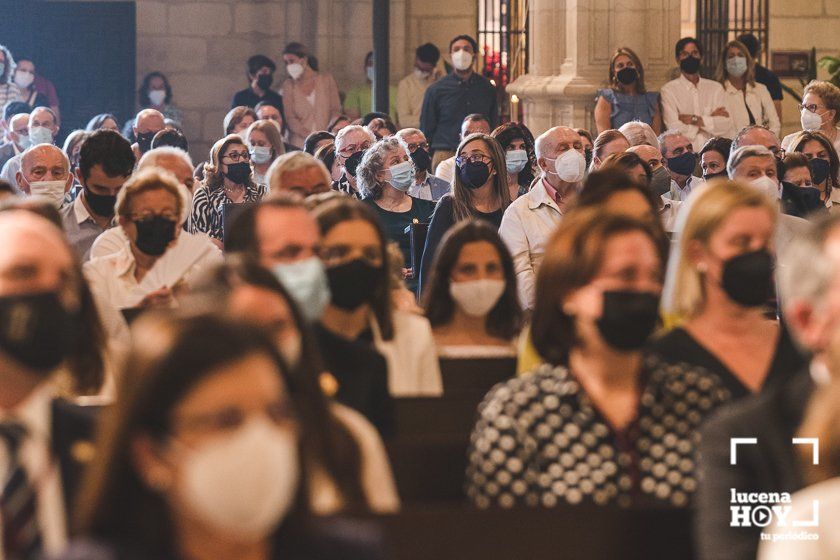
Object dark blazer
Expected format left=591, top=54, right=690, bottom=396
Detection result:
left=693, top=368, right=814, bottom=560
left=50, top=399, right=99, bottom=521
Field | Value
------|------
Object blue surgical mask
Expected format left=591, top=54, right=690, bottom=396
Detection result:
left=505, top=149, right=528, bottom=174
left=388, top=160, right=415, bottom=192
left=29, top=126, right=53, bottom=146
left=366, top=66, right=375, bottom=82
left=250, top=146, right=273, bottom=165
left=726, top=56, right=748, bottom=78
left=272, top=257, right=330, bottom=323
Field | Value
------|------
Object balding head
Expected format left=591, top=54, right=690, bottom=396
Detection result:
left=7, top=113, right=29, bottom=146
left=16, top=145, right=72, bottom=203
left=134, top=109, right=166, bottom=132
left=732, top=125, right=780, bottom=152
left=138, top=147, right=194, bottom=191
left=534, top=126, right=586, bottom=186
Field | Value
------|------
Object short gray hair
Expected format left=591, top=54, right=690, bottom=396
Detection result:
left=267, top=151, right=331, bottom=192
left=656, top=129, right=687, bottom=157
left=357, top=137, right=406, bottom=200
left=727, top=145, right=775, bottom=178
left=731, top=125, right=776, bottom=150
left=619, top=121, right=660, bottom=150
left=335, top=124, right=375, bottom=150
left=778, top=213, right=840, bottom=313
left=534, top=126, right=577, bottom=160
left=138, top=146, right=193, bottom=170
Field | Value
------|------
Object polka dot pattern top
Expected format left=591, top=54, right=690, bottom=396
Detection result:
left=465, top=354, right=731, bottom=509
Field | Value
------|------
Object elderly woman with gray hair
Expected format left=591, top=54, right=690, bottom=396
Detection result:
left=357, top=136, right=436, bottom=291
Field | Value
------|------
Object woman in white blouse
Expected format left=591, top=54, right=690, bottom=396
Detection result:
left=717, top=40, right=780, bottom=139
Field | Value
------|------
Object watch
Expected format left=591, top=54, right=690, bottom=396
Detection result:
left=691, top=115, right=698, bottom=124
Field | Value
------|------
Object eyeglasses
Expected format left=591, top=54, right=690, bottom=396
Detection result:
left=223, top=151, right=251, bottom=162
left=769, top=147, right=785, bottom=159
left=338, top=143, right=371, bottom=157
left=455, top=154, right=493, bottom=166
left=799, top=103, right=824, bottom=114
left=131, top=210, right=179, bottom=223
left=406, top=142, right=429, bottom=152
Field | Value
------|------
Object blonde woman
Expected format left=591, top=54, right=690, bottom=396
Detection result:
left=594, top=47, right=661, bottom=134
left=651, top=180, right=806, bottom=399
left=245, top=119, right=286, bottom=188
left=717, top=40, right=780, bottom=139
left=418, top=132, right=510, bottom=293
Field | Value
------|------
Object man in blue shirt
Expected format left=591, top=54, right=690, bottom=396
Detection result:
left=420, top=34, right=498, bottom=172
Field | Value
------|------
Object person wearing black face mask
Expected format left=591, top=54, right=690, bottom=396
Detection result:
left=85, top=169, right=222, bottom=343
left=190, top=135, right=268, bottom=243
left=60, top=129, right=135, bottom=261
left=467, top=210, right=731, bottom=510
left=652, top=181, right=806, bottom=400
left=395, top=128, right=449, bottom=202
left=130, top=109, right=166, bottom=159
left=786, top=129, right=840, bottom=212
left=333, top=125, right=375, bottom=199
left=699, top=136, right=732, bottom=182
left=661, top=37, right=732, bottom=153
left=313, top=198, right=442, bottom=397
left=231, top=54, right=286, bottom=119
left=594, top=47, right=662, bottom=135
left=0, top=211, right=106, bottom=558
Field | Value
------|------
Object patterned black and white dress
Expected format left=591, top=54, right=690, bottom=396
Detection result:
left=189, top=182, right=268, bottom=241
left=466, top=354, right=731, bottom=509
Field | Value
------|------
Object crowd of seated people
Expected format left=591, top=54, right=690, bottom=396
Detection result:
left=2, top=31, right=840, bottom=560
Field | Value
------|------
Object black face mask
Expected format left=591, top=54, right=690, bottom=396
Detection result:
left=809, top=158, right=831, bottom=185
left=679, top=56, right=701, bottom=75
left=650, top=166, right=672, bottom=197
left=326, top=259, right=380, bottom=311
left=584, top=148, right=593, bottom=170
left=85, top=187, right=117, bottom=217
left=136, top=131, right=156, bottom=154
left=134, top=215, right=177, bottom=256
left=410, top=148, right=432, bottom=173
left=703, top=170, right=728, bottom=181
left=616, top=67, right=638, bottom=85
left=596, top=290, right=660, bottom=351
left=344, top=150, right=364, bottom=177
left=224, top=162, right=252, bottom=185
left=776, top=157, right=786, bottom=181
left=256, top=73, right=274, bottom=90
left=0, top=292, right=76, bottom=372
left=720, top=249, right=774, bottom=308
left=458, top=160, right=491, bottom=189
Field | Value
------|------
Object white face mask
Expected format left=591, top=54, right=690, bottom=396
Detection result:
left=801, top=108, right=824, bottom=131
left=148, top=89, right=166, bottom=106
left=749, top=175, right=780, bottom=200
left=28, top=126, right=53, bottom=146
left=548, top=149, right=586, bottom=183
left=449, top=279, right=506, bottom=317
left=451, top=50, right=474, bottom=71
left=387, top=160, right=415, bottom=192
left=28, top=179, right=67, bottom=208
left=414, top=68, right=431, bottom=80
left=13, top=70, right=34, bottom=89
left=250, top=146, right=273, bottom=165
left=176, top=416, right=299, bottom=540
left=286, top=63, right=304, bottom=80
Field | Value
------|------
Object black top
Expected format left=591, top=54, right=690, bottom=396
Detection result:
left=754, top=64, right=783, bottom=101
left=364, top=196, right=435, bottom=291
left=231, top=86, right=285, bottom=113
left=314, top=324, right=394, bottom=437
left=420, top=72, right=498, bottom=151
left=649, top=323, right=806, bottom=400
left=466, top=354, right=732, bottom=510
left=418, top=193, right=505, bottom=295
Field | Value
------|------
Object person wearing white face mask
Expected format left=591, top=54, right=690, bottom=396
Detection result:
left=491, top=122, right=538, bottom=201
left=246, top=119, right=286, bottom=190
left=59, top=314, right=385, bottom=560
left=280, top=42, right=341, bottom=148
left=499, top=126, right=586, bottom=310
left=1, top=106, right=60, bottom=189
left=781, top=80, right=840, bottom=156
left=0, top=108, right=31, bottom=179
left=396, top=43, right=443, bottom=129
left=15, top=144, right=73, bottom=208
left=717, top=40, right=779, bottom=140
left=424, top=220, right=522, bottom=357
left=420, top=34, right=498, bottom=173
left=12, top=57, right=50, bottom=109
left=357, top=137, right=436, bottom=293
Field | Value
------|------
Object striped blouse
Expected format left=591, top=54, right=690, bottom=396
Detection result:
left=189, top=181, right=267, bottom=241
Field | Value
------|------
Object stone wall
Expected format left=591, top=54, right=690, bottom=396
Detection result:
left=133, top=0, right=477, bottom=163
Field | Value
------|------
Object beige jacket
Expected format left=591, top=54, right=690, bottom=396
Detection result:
left=281, top=69, right=341, bottom=147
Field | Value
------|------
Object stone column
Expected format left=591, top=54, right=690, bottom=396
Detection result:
left=507, top=0, right=682, bottom=137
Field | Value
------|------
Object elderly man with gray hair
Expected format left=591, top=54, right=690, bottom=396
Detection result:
left=619, top=120, right=660, bottom=150
left=268, top=151, right=332, bottom=197
left=499, top=125, right=585, bottom=310
left=15, top=143, right=73, bottom=208
left=695, top=212, right=840, bottom=560
left=395, top=127, right=449, bottom=202
left=333, top=124, right=376, bottom=198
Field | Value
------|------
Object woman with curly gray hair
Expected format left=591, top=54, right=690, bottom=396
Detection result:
left=358, top=136, right=435, bottom=291
left=0, top=44, right=22, bottom=107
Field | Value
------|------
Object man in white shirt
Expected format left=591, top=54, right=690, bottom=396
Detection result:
left=0, top=211, right=98, bottom=558
left=658, top=130, right=699, bottom=202
left=395, top=128, right=449, bottom=201
left=660, top=37, right=732, bottom=152
left=434, top=114, right=491, bottom=184
left=396, top=43, right=443, bottom=129
left=499, top=126, right=585, bottom=310
left=15, top=144, right=73, bottom=208
left=84, top=168, right=222, bottom=343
